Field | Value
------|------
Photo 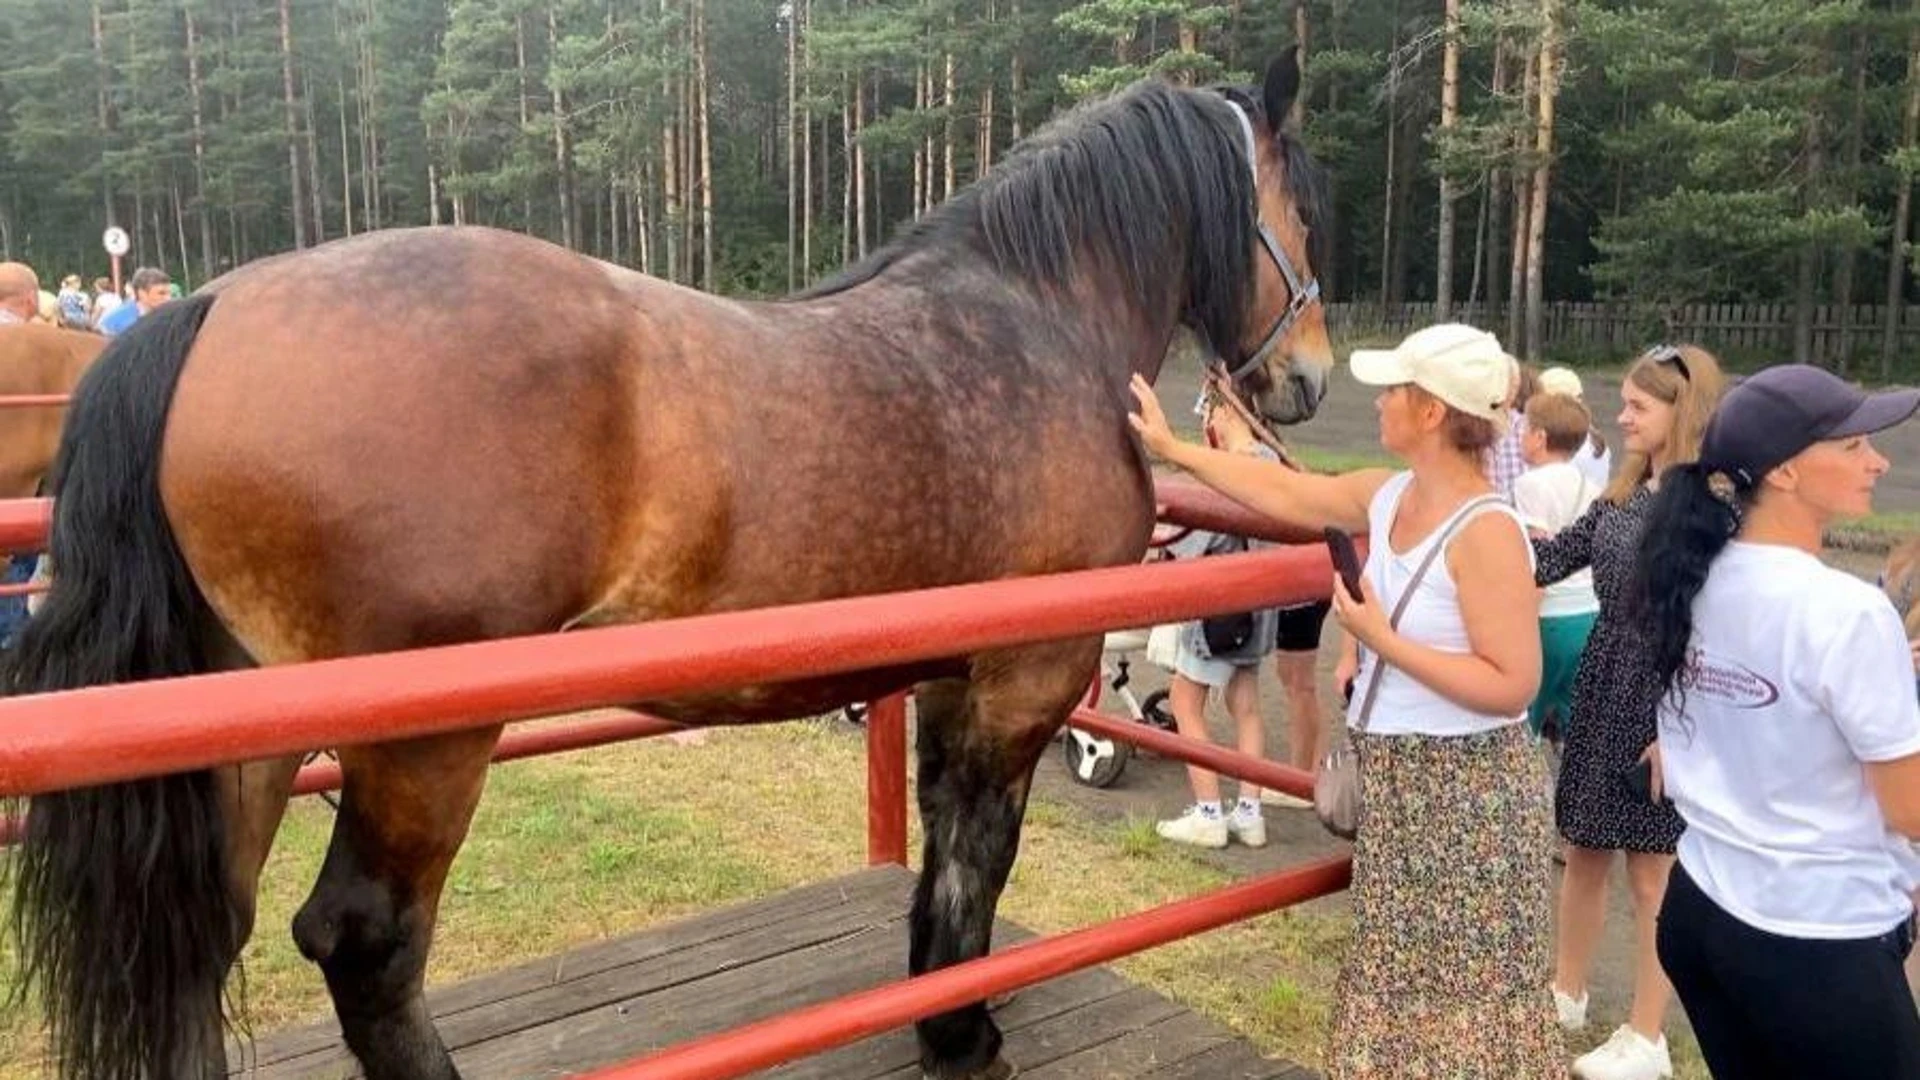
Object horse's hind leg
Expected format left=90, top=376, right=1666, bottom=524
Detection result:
left=208, top=752, right=305, bottom=1064
left=291, top=726, right=502, bottom=1080
left=911, top=639, right=1100, bottom=1080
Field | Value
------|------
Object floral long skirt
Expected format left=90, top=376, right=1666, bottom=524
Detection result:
left=1327, top=725, right=1563, bottom=1079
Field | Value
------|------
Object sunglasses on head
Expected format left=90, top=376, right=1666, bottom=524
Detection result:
left=1641, top=344, right=1691, bottom=381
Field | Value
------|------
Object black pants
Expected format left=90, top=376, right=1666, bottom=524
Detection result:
left=1657, top=863, right=1920, bottom=1080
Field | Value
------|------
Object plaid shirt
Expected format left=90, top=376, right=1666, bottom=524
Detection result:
left=1483, top=409, right=1527, bottom=502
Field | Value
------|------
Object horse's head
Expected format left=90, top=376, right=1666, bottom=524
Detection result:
left=1212, top=53, right=1334, bottom=427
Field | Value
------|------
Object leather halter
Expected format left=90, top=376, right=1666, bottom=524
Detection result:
left=1222, top=102, right=1322, bottom=385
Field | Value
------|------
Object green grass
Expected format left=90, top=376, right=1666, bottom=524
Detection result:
left=1289, top=445, right=1396, bottom=475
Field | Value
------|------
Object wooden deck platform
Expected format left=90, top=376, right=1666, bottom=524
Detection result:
left=233, top=864, right=1314, bottom=1079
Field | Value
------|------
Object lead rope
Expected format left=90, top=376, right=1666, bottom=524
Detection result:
left=1202, top=363, right=1302, bottom=472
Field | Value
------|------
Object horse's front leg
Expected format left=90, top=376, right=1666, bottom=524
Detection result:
left=911, top=638, right=1100, bottom=1080
left=291, top=726, right=502, bottom=1080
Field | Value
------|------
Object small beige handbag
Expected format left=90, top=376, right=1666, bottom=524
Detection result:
left=1314, top=496, right=1504, bottom=840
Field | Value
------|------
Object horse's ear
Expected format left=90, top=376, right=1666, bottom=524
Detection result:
left=1262, top=50, right=1302, bottom=134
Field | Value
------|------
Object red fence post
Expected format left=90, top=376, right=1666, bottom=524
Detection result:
left=866, top=693, right=909, bottom=867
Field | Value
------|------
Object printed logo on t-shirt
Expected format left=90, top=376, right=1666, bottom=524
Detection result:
left=1683, top=647, right=1781, bottom=709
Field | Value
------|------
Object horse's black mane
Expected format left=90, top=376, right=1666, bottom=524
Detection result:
left=796, top=79, right=1331, bottom=361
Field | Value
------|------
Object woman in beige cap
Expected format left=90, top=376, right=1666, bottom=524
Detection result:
left=1130, top=322, right=1560, bottom=1078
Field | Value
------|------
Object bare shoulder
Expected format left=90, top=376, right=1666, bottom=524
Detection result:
left=1450, top=505, right=1532, bottom=573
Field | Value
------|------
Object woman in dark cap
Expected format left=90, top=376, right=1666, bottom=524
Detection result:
left=1636, top=363, right=1920, bottom=1079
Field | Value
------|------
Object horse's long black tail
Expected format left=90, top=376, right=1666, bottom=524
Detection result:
left=3, top=294, right=237, bottom=1080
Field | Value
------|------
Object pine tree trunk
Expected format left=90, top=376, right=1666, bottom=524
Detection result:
left=1834, top=31, right=1867, bottom=372
left=854, top=76, right=868, bottom=259
left=1794, top=50, right=1828, bottom=367
left=305, top=85, right=325, bottom=242
left=550, top=6, right=577, bottom=251
left=914, top=62, right=927, bottom=217
left=1508, top=47, right=1536, bottom=352
left=279, top=0, right=308, bottom=249
left=1468, top=178, right=1489, bottom=305
left=1524, top=0, right=1557, bottom=363
left=360, top=0, right=382, bottom=230
left=696, top=0, right=714, bottom=290
left=1436, top=0, right=1461, bottom=319
left=1009, top=0, right=1023, bottom=141
left=801, top=0, right=813, bottom=283
left=787, top=2, right=798, bottom=289
left=92, top=1, right=115, bottom=235
left=841, top=75, right=853, bottom=265
left=942, top=49, right=956, bottom=201
left=172, top=183, right=191, bottom=288
left=637, top=166, right=653, bottom=274
left=337, top=75, right=353, bottom=237
left=1379, top=20, right=1398, bottom=303
left=1885, top=14, right=1920, bottom=377
left=518, top=12, right=534, bottom=229
left=185, top=6, right=215, bottom=279
left=1287, top=1, right=1308, bottom=127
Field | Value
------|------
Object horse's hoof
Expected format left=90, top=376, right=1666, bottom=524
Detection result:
left=923, top=1059, right=1017, bottom=1080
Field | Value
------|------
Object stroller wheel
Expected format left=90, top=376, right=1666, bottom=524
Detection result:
left=1061, top=725, right=1131, bottom=787
left=1139, top=688, right=1175, bottom=732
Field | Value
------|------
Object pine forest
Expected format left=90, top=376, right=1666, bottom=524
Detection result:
left=2, top=1, right=1917, bottom=369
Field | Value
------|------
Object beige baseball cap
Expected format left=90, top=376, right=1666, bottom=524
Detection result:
left=1349, top=323, right=1512, bottom=424
left=1538, top=366, right=1584, bottom=399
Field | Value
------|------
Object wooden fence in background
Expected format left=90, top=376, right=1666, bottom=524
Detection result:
left=1326, top=302, right=1920, bottom=369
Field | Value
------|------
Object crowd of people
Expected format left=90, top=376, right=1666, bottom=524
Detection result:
left=0, top=259, right=175, bottom=336
left=1128, top=327, right=1920, bottom=1080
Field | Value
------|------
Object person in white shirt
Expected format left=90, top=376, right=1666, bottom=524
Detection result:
left=1130, top=323, right=1561, bottom=1078
left=1513, top=391, right=1601, bottom=745
left=1636, top=363, right=1920, bottom=1079
left=1538, top=366, right=1612, bottom=487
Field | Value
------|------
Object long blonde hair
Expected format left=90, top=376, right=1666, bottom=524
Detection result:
left=1602, top=343, right=1724, bottom=505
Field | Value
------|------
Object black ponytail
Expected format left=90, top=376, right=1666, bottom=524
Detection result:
left=1632, top=462, right=1757, bottom=714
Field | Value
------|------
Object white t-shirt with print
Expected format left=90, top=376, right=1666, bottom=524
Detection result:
left=1512, top=461, right=1599, bottom=618
left=1661, top=542, right=1920, bottom=940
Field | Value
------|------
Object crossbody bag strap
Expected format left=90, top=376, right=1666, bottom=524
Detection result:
left=1351, top=494, right=1507, bottom=733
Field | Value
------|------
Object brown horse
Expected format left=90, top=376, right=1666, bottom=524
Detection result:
left=0, top=324, right=102, bottom=499
left=5, top=58, right=1334, bottom=1080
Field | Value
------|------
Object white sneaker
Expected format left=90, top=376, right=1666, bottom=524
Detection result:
left=1155, top=805, right=1228, bottom=849
left=1553, top=986, right=1589, bottom=1032
left=1226, top=807, right=1268, bottom=848
left=1572, top=1025, right=1672, bottom=1080
left=1260, top=788, right=1314, bottom=810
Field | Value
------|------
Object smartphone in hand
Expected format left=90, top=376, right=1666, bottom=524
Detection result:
left=1324, top=526, right=1364, bottom=603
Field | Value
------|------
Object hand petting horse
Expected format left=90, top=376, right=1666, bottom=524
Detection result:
left=4, top=54, right=1332, bottom=1080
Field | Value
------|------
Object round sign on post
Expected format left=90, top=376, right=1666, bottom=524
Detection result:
left=102, top=226, right=129, bottom=297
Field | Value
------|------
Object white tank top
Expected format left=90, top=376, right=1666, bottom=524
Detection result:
left=1345, top=471, right=1534, bottom=738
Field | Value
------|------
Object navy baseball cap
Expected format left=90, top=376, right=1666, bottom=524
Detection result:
left=1701, top=364, right=1920, bottom=485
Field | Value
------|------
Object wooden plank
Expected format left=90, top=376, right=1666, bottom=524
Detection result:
left=863, top=986, right=1190, bottom=1080
left=1137, top=1037, right=1319, bottom=1079
left=237, top=866, right=916, bottom=1075
left=1017, top=1008, right=1246, bottom=1078
left=230, top=863, right=1307, bottom=1080
left=769, top=974, right=1144, bottom=1079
